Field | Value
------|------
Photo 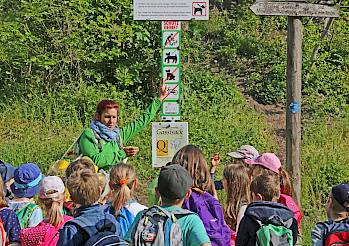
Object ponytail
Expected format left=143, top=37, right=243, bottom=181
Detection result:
left=39, top=193, right=64, bottom=227
left=279, top=167, right=292, bottom=196
left=109, top=163, right=136, bottom=214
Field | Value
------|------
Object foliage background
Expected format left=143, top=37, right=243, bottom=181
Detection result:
left=0, top=0, right=348, bottom=244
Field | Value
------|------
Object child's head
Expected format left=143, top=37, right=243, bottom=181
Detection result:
left=67, top=169, right=100, bottom=207
left=156, top=164, right=193, bottom=205
left=326, top=183, right=349, bottom=220
left=227, top=145, right=259, bottom=162
left=109, top=163, right=137, bottom=212
left=38, top=176, right=65, bottom=227
left=247, top=153, right=293, bottom=196
left=0, top=161, right=15, bottom=198
left=251, top=174, right=280, bottom=202
left=171, top=144, right=214, bottom=194
left=0, top=160, right=15, bottom=184
left=65, top=158, right=96, bottom=178
left=223, top=164, right=251, bottom=230
left=11, top=163, right=42, bottom=199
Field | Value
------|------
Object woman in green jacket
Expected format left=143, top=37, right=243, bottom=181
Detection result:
left=79, top=86, right=167, bottom=170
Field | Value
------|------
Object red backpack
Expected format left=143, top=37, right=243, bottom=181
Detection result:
left=325, top=225, right=349, bottom=246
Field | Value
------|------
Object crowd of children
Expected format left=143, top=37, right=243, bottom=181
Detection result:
left=1, top=142, right=349, bottom=245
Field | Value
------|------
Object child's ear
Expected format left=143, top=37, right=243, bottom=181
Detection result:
left=252, top=192, right=263, bottom=201
left=184, top=189, right=192, bottom=200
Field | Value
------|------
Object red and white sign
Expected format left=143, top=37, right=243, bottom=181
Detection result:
left=162, top=21, right=181, bottom=31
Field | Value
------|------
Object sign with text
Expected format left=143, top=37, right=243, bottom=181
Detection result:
left=162, top=21, right=181, bottom=31
left=152, top=122, right=189, bottom=167
left=250, top=2, right=339, bottom=17
left=133, top=0, right=209, bottom=20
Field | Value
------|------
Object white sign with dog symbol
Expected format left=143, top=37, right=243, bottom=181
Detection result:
left=163, top=49, right=180, bottom=66
left=133, top=0, right=209, bottom=20
left=162, top=66, right=180, bottom=83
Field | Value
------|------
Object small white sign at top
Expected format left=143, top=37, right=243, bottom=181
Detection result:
left=133, top=0, right=209, bottom=20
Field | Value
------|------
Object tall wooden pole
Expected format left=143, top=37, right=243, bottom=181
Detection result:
left=286, top=17, right=303, bottom=207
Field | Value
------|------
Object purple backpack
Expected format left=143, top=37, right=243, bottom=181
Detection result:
left=182, top=188, right=232, bottom=246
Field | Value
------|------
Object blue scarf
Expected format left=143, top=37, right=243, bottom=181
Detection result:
left=90, top=120, right=121, bottom=142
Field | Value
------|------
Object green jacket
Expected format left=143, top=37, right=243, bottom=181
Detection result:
left=79, top=98, right=161, bottom=170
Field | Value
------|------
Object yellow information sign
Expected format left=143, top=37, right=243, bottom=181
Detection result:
left=152, top=122, right=189, bottom=168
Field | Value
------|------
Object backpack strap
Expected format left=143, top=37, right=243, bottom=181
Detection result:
left=68, top=213, right=118, bottom=237
left=16, top=203, right=39, bottom=228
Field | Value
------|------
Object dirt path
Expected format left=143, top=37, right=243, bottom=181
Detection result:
left=236, top=79, right=287, bottom=163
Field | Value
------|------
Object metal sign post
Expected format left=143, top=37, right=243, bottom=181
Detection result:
left=133, top=1, right=209, bottom=167
left=251, top=1, right=339, bottom=206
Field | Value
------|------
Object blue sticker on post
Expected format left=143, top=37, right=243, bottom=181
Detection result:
left=289, top=101, right=300, bottom=113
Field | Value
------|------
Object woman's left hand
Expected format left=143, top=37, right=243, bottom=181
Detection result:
left=159, top=84, right=169, bottom=101
left=123, top=146, right=139, bottom=157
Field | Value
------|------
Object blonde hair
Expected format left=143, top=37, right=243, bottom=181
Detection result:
left=223, top=164, right=251, bottom=230
left=38, top=192, right=64, bottom=227
left=109, top=163, right=137, bottom=213
left=171, top=145, right=215, bottom=195
left=65, top=158, right=96, bottom=178
left=0, top=178, right=8, bottom=208
left=67, top=169, right=100, bottom=206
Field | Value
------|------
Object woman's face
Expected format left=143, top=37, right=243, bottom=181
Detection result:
left=98, top=108, right=118, bottom=130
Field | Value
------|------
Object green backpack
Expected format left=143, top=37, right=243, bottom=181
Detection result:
left=15, top=203, right=39, bottom=228
left=256, top=217, right=293, bottom=246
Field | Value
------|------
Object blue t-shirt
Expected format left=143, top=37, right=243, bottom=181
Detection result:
left=125, top=205, right=210, bottom=246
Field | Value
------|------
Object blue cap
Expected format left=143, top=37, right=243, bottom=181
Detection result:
left=11, top=163, right=43, bottom=198
left=0, top=161, right=15, bottom=183
left=332, top=183, right=349, bottom=208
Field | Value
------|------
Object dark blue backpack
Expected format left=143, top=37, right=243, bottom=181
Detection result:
left=69, top=214, right=127, bottom=246
left=182, top=188, right=232, bottom=246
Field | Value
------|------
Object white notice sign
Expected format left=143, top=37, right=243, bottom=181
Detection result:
left=152, top=122, right=189, bottom=167
left=133, top=0, right=209, bottom=20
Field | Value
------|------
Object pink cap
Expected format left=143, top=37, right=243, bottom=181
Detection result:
left=244, top=153, right=281, bottom=173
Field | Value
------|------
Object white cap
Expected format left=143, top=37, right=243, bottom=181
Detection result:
left=227, top=145, right=259, bottom=160
left=39, top=176, right=65, bottom=199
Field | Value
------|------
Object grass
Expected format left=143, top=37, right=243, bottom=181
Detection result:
left=301, top=117, right=349, bottom=245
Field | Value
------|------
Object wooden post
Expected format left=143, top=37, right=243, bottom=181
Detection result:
left=286, top=17, right=303, bottom=207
